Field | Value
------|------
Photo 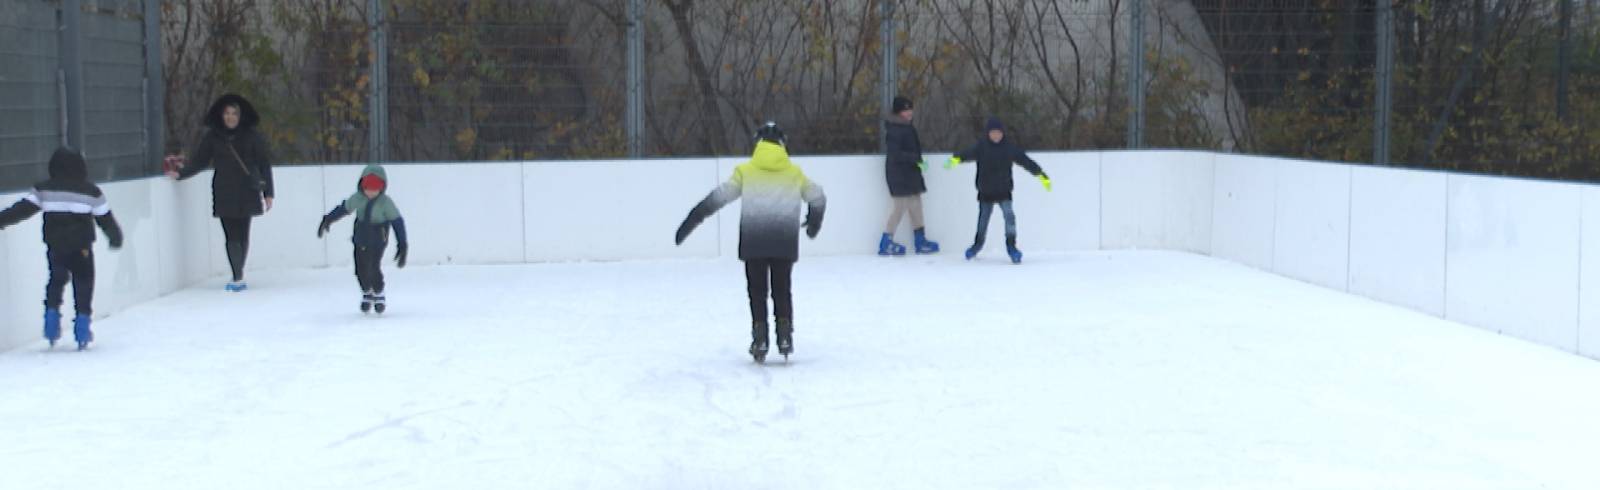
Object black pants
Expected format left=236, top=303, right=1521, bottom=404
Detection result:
left=45, top=248, right=95, bottom=315
left=220, top=217, right=252, bottom=282
left=355, top=245, right=387, bottom=293
left=744, top=258, right=794, bottom=323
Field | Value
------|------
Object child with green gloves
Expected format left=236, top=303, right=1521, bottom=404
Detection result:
left=945, top=116, right=1050, bottom=264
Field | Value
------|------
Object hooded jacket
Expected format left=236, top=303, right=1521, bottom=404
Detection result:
left=0, top=148, right=123, bottom=250
left=322, top=165, right=406, bottom=249
left=882, top=115, right=926, bottom=196
left=177, top=94, right=276, bottom=218
left=953, top=129, right=1047, bottom=203
left=677, top=141, right=826, bottom=260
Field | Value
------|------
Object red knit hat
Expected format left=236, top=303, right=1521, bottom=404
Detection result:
left=360, top=173, right=385, bottom=192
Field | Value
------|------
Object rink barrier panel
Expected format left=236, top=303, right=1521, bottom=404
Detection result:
left=3, top=151, right=1600, bottom=359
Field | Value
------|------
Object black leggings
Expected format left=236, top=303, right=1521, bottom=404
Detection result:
left=45, top=248, right=95, bottom=315
left=744, top=258, right=795, bottom=323
left=220, top=217, right=252, bottom=282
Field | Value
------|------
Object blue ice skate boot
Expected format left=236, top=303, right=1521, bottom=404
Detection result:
left=877, top=233, right=907, bottom=256
left=1005, top=234, right=1023, bottom=264
left=965, top=234, right=984, bottom=260
left=913, top=228, right=940, bottom=254
left=72, top=314, right=93, bottom=351
left=43, top=309, right=62, bottom=347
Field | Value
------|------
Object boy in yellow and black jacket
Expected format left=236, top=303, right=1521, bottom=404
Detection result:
left=675, top=122, right=826, bottom=363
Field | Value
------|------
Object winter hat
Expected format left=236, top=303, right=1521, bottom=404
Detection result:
left=754, top=121, right=785, bottom=146
left=359, top=173, right=385, bottom=192
left=892, top=96, right=914, bottom=114
left=985, top=116, right=1005, bottom=132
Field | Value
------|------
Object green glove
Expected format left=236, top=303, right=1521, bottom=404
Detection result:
left=917, top=159, right=928, bottom=172
left=1039, top=175, right=1052, bottom=192
left=945, top=156, right=961, bottom=169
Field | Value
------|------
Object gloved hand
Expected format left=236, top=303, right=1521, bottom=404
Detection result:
left=674, top=221, right=694, bottom=245
left=109, top=237, right=123, bottom=250
left=317, top=217, right=333, bottom=238
left=917, top=159, right=928, bottom=172
left=945, top=156, right=961, bottom=169
left=1038, top=175, right=1052, bottom=192
left=395, top=243, right=408, bottom=268
left=802, top=216, right=822, bottom=239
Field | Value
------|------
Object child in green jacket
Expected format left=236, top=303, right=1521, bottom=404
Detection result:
left=318, top=165, right=409, bottom=314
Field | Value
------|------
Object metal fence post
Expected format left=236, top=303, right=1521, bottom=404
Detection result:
left=369, top=0, right=388, bottom=163
left=60, top=0, right=84, bottom=151
left=144, top=0, right=164, bottom=169
left=1127, top=0, right=1145, bottom=149
left=1374, top=0, right=1393, bottom=164
left=626, top=0, right=643, bottom=158
left=1558, top=0, right=1572, bottom=122
left=881, top=0, right=896, bottom=152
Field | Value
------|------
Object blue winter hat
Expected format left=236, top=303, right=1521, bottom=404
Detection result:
left=985, top=117, right=1005, bottom=132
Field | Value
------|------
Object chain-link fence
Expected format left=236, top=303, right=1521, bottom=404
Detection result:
left=0, top=0, right=159, bottom=192
left=6, top=0, right=1597, bottom=191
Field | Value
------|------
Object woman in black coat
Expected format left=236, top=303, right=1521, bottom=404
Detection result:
left=880, top=96, right=940, bottom=255
left=167, top=94, right=275, bottom=291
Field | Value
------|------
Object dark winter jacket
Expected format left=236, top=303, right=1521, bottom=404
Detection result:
left=953, top=136, right=1047, bottom=203
left=676, top=141, right=826, bottom=260
left=177, top=94, right=275, bottom=218
left=0, top=148, right=123, bottom=251
left=883, top=115, right=926, bottom=197
left=322, top=165, right=407, bottom=249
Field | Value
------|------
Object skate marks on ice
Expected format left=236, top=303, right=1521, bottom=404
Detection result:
left=325, top=400, right=479, bottom=449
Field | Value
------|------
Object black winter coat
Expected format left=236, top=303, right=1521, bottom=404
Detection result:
left=0, top=148, right=123, bottom=251
left=953, top=137, right=1047, bottom=203
left=178, top=94, right=275, bottom=218
left=883, top=116, right=926, bottom=196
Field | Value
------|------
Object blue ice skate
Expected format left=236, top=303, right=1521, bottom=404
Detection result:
left=43, top=309, right=62, bottom=347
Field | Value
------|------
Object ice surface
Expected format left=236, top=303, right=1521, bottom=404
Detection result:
left=3, top=251, right=1598, bottom=489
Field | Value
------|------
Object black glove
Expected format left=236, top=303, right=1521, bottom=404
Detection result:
left=109, top=237, right=123, bottom=249
left=675, top=220, right=696, bottom=245
left=395, top=243, right=408, bottom=268
left=803, top=216, right=821, bottom=239
left=317, top=217, right=332, bottom=238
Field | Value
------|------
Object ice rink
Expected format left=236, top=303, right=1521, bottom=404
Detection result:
left=3, top=251, right=1599, bottom=489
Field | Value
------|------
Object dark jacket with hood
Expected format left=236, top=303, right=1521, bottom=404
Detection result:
left=321, top=165, right=407, bottom=249
left=883, top=115, right=927, bottom=197
left=0, top=148, right=124, bottom=250
left=953, top=121, right=1047, bottom=203
left=178, top=94, right=276, bottom=218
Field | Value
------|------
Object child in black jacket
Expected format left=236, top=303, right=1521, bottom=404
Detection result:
left=946, top=117, right=1050, bottom=264
left=0, top=148, right=124, bottom=350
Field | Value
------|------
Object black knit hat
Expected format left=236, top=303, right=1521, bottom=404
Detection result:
left=754, top=121, right=785, bottom=145
left=892, top=96, right=914, bottom=114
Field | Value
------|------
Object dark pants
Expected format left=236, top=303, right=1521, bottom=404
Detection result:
left=355, top=245, right=387, bottom=293
left=973, top=200, right=1017, bottom=248
left=744, top=258, right=795, bottom=323
left=220, top=217, right=252, bottom=282
left=45, top=248, right=95, bottom=315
